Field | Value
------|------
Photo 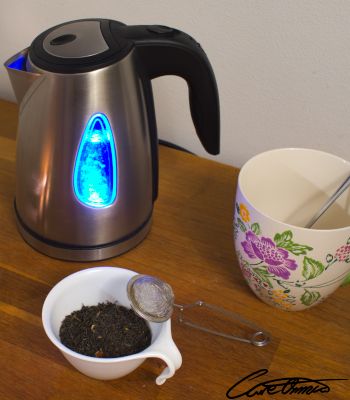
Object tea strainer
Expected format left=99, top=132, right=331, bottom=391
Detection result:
left=127, top=274, right=270, bottom=347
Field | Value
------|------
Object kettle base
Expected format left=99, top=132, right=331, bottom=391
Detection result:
left=15, top=209, right=153, bottom=261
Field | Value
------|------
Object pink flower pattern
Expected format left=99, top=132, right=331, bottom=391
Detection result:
left=335, top=244, right=350, bottom=262
left=241, top=231, right=298, bottom=279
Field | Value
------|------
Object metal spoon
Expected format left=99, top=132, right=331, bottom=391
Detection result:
left=305, top=174, right=350, bottom=228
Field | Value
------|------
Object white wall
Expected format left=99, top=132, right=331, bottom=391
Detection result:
left=1, top=0, right=350, bottom=167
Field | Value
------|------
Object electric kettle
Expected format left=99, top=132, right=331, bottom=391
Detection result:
left=4, top=18, right=220, bottom=261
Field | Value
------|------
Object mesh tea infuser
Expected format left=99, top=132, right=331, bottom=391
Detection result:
left=127, top=275, right=270, bottom=347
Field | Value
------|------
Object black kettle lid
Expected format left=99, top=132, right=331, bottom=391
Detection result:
left=29, top=19, right=134, bottom=73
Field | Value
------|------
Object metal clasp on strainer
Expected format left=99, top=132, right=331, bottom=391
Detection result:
left=127, top=274, right=270, bottom=347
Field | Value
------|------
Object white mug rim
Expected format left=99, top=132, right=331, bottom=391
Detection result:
left=238, top=147, right=350, bottom=233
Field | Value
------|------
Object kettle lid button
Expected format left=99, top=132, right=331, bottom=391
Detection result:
left=49, top=34, right=77, bottom=46
left=147, top=25, right=175, bottom=35
left=43, top=20, right=109, bottom=58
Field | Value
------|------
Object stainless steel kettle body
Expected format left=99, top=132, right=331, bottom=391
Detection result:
left=5, top=19, right=220, bottom=261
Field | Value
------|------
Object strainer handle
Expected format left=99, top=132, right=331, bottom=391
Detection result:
left=175, top=301, right=270, bottom=347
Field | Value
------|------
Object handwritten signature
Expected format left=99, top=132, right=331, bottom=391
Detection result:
left=226, top=369, right=347, bottom=398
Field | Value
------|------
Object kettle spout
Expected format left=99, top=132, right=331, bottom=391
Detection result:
left=4, top=49, right=42, bottom=104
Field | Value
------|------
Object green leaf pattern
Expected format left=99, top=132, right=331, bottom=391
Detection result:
left=302, top=257, right=325, bottom=280
left=301, top=290, right=321, bottom=306
left=274, top=230, right=293, bottom=246
left=251, top=222, right=261, bottom=235
left=236, top=217, right=247, bottom=233
left=253, top=268, right=273, bottom=288
left=274, top=230, right=313, bottom=256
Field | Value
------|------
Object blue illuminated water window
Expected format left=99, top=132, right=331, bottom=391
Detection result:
left=73, top=113, right=117, bottom=208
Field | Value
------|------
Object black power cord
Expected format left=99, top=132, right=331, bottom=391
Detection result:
left=158, top=139, right=195, bottom=155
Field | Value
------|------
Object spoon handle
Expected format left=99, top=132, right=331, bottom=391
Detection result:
left=305, top=174, right=350, bottom=228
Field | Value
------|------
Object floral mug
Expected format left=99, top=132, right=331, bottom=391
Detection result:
left=234, top=148, right=350, bottom=311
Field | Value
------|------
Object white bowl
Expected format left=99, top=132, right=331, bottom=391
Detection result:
left=42, top=266, right=182, bottom=384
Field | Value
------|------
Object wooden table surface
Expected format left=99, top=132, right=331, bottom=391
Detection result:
left=0, top=99, right=349, bottom=400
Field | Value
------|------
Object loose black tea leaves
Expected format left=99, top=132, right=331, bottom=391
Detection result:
left=59, top=302, right=152, bottom=358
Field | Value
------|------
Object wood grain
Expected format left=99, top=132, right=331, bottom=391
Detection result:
left=0, top=99, right=349, bottom=399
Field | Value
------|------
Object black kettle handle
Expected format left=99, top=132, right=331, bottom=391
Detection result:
left=122, top=25, right=220, bottom=155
